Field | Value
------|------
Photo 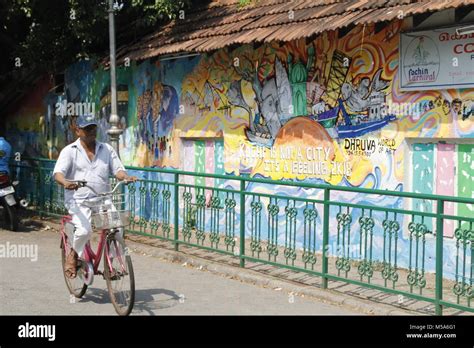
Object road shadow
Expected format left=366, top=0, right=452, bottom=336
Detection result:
left=134, top=288, right=181, bottom=315
left=76, top=287, right=110, bottom=305
left=15, top=222, right=43, bottom=233
left=0, top=212, right=45, bottom=233
left=77, top=287, right=181, bottom=315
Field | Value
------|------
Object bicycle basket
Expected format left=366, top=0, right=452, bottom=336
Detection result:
left=91, top=209, right=130, bottom=229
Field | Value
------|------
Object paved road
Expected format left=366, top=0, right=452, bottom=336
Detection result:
left=0, top=226, right=359, bottom=315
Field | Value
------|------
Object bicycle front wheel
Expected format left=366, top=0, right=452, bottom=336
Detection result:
left=61, top=238, right=87, bottom=298
left=104, top=236, right=135, bottom=316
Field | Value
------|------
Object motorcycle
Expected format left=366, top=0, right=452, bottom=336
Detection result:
left=0, top=171, right=28, bottom=231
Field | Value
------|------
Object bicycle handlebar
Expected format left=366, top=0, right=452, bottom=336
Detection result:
left=66, top=179, right=134, bottom=196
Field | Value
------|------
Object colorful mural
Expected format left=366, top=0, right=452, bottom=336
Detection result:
left=5, top=18, right=474, bottom=277
left=5, top=18, right=474, bottom=203
left=8, top=21, right=473, bottom=190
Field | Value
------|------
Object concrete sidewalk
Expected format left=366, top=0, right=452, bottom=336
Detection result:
left=0, top=222, right=364, bottom=315
left=2, top=215, right=447, bottom=315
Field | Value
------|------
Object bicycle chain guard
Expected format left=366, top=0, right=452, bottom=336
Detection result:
left=78, top=260, right=94, bottom=286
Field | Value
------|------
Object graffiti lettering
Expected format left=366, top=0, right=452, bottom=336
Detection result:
left=264, top=160, right=280, bottom=172
left=239, top=143, right=267, bottom=159
left=305, top=147, right=331, bottom=161
left=378, top=138, right=396, bottom=148
left=344, top=139, right=376, bottom=152
left=331, top=161, right=351, bottom=176
left=292, top=161, right=329, bottom=175
left=280, top=146, right=293, bottom=159
left=344, top=138, right=395, bottom=156
left=270, top=147, right=277, bottom=159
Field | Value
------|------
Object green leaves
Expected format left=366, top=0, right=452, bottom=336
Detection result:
left=1, top=0, right=197, bottom=82
left=131, top=0, right=192, bottom=26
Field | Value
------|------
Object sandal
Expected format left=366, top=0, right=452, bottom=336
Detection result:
left=65, top=268, right=76, bottom=279
left=65, top=249, right=78, bottom=279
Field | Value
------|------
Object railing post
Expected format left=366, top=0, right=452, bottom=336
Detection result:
left=38, top=166, right=43, bottom=218
left=435, top=199, right=444, bottom=315
left=174, top=173, right=179, bottom=251
left=239, top=179, right=246, bottom=268
left=322, top=187, right=330, bottom=289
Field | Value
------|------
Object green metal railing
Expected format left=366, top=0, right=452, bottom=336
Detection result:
left=11, top=157, right=474, bottom=315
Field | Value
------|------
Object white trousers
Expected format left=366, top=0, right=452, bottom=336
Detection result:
left=67, top=200, right=124, bottom=258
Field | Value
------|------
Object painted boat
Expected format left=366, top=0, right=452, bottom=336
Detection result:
left=337, top=114, right=397, bottom=138
left=311, top=106, right=339, bottom=128
left=335, top=99, right=397, bottom=138
left=245, top=128, right=274, bottom=147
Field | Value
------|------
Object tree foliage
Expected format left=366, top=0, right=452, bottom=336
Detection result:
left=0, top=0, right=198, bottom=87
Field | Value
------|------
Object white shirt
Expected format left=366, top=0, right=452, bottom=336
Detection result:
left=53, top=138, right=125, bottom=205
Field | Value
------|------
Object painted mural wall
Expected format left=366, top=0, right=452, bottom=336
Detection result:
left=4, top=75, right=53, bottom=159
left=5, top=19, right=474, bottom=277
left=8, top=20, right=473, bottom=187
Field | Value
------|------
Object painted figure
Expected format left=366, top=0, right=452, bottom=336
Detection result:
left=157, top=85, right=179, bottom=137
left=413, top=36, right=430, bottom=65
left=452, top=98, right=462, bottom=116
left=231, top=59, right=292, bottom=147
left=462, top=100, right=473, bottom=120
left=341, top=69, right=390, bottom=115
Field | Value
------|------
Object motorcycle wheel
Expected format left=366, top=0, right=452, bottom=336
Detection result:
left=2, top=201, right=18, bottom=231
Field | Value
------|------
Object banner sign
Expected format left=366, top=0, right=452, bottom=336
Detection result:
left=400, top=26, right=474, bottom=91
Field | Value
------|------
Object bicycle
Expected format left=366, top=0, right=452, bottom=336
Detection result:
left=59, top=179, right=135, bottom=316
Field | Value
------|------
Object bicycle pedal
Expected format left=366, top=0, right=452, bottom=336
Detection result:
left=97, top=270, right=107, bottom=279
left=109, top=271, right=128, bottom=280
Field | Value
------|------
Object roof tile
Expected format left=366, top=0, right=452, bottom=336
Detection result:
left=112, top=0, right=474, bottom=63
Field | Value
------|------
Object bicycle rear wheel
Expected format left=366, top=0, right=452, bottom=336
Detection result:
left=104, top=236, right=135, bottom=316
left=60, top=238, right=87, bottom=298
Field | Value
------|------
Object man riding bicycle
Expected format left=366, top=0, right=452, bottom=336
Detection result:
left=53, top=114, right=137, bottom=278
